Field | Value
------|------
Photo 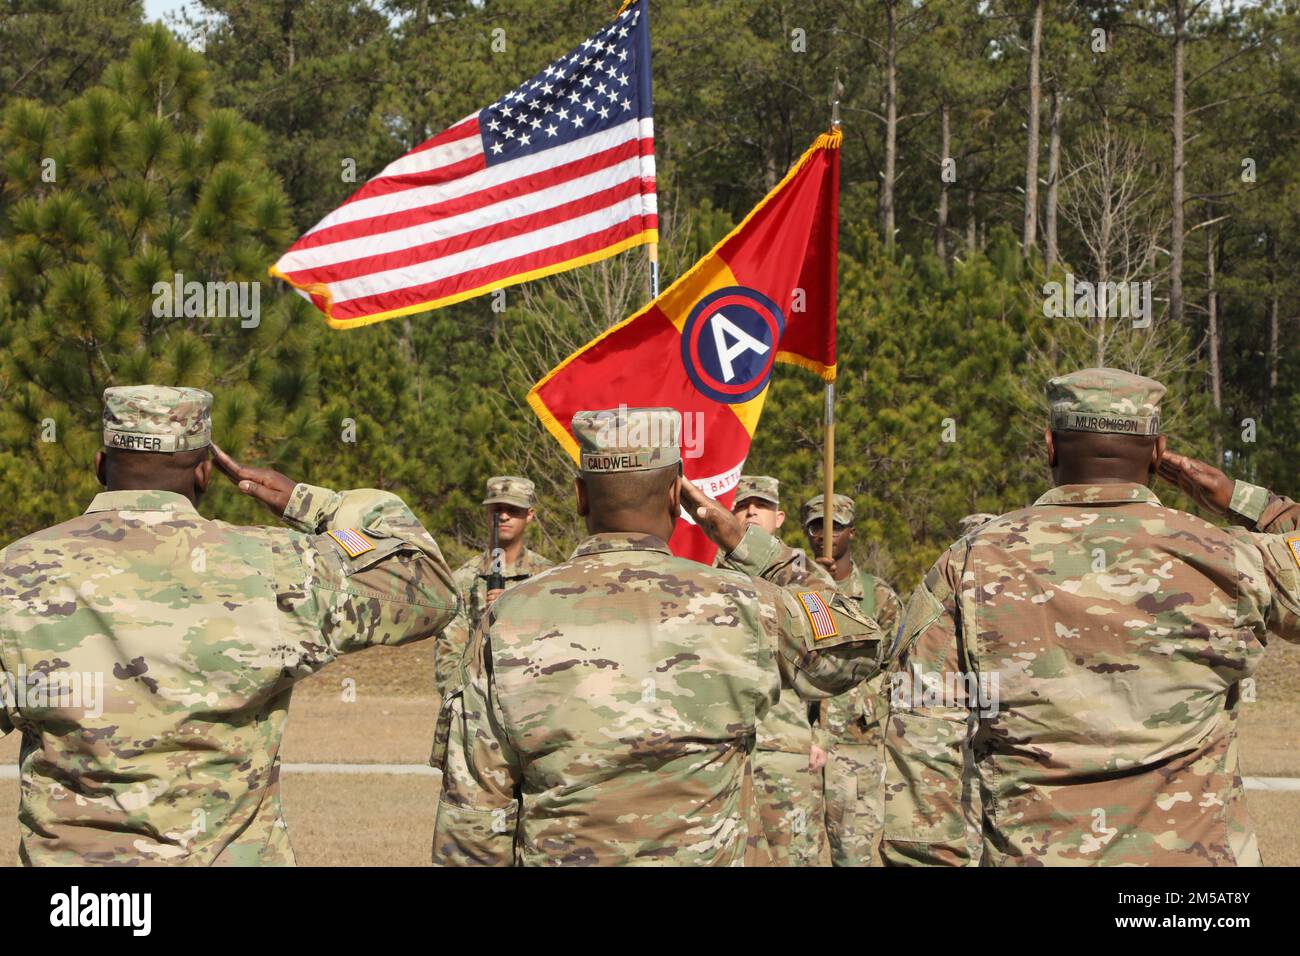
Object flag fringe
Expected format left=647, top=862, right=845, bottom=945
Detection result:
left=776, top=351, right=837, bottom=382
left=527, top=388, right=582, bottom=465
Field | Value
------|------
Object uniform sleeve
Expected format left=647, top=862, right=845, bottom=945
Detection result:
left=0, top=657, right=12, bottom=735
left=1236, top=530, right=1300, bottom=646
left=431, top=613, right=523, bottom=866
left=763, top=581, right=885, bottom=701
left=720, top=525, right=836, bottom=588
left=1230, top=480, right=1300, bottom=534
left=273, top=483, right=459, bottom=664
left=875, top=581, right=905, bottom=650
left=880, top=546, right=974, bottom=867
left=812, top=701, right=831, bottom=750
left=434, top=569, right=474, bottom=699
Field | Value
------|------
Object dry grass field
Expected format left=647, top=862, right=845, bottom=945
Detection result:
left=0, top=639, right=1297, bottom=866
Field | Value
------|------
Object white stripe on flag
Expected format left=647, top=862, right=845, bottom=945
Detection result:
left=369, top=113, right=480, bottom=180
left=280, top=156, right=651, bottom=274
left=328, top=193, right=650, bottom=303
left=301, top=119, right=651, bottom=238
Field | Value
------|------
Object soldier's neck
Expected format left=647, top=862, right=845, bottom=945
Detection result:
left=498, top=537, right=526, bottom=564
left=1052, top=469, right=1152, bottom=487
left=585, top=514, right=673, bottom=541
left=105, top=479, right=199, bottom=505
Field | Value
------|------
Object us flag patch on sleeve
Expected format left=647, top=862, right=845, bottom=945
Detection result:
left=327, top=528, right=376, bottom=558
left=1287, top=535, right=1300, bottom=571
left=797, top=592, right=839, bottom=641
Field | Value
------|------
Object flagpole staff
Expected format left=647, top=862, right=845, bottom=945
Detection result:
left=822, top=76, right=843, bottom=564
left=648, top=241, right=660, bottom=298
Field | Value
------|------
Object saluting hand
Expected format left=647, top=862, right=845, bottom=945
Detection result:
left=679, top=479, right=745, bottom=554
left=212, top=444, right=297, bottom=517
left=1157, top=450, right=1235, bottom=516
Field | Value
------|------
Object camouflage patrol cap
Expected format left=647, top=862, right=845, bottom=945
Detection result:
left=735, top=475, right=780, bottom=507
left=1046, top=367, right=1165, bottom=436
left=959, top=512, right=998, bottom=535
left=571, top=407, right=681, bottom=474
left=483, top=476, right=536, bottom=510
left=801, top=493, right=855, bottom=528
left=102, top=386, right=212, bottom=453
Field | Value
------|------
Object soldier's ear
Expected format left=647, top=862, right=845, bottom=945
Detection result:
left=94, top=450, right=106, bottom=487
left=1153, top=435, right=1166, bottom=466
left=667, top=474, right=683, bottom=518
left=774, top=509, right=786, bottom=529
left=194, top=456, right=213, bottom=494
left=575, top=476, right=590, bottom=517
left=1044, top=428, right=1057, bottom=467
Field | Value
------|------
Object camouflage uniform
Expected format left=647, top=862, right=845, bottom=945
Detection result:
left=882, top=369, right=1300, bottom=866
left=431, top=409, right=885, bottom=866
left=958, top=513, right=998, bottom=537
left=799, top=493, right=904, bottom=867
left=721, top=475, right=826, bottom=866
left=819, top=565, right=902, bottom=867
left=434, top=477, right=552, bottom=698
left=0, top=387, right=457, bottom=866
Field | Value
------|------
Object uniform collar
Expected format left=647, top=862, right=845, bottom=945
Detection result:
left=571, top=532, right=672, bottom=558
left=84, top=489, right=199, bottom=515
left=1034, top=483, right=1161, bottom=506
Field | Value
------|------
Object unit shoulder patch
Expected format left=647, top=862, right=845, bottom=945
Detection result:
left=1287, top=534, right=1300, bottom=572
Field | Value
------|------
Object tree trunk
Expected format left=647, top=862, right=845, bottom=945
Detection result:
left=966, top=187, right=977, bottom=254
left=1206, top=226, right=1221, bottom=411
left=1022, top=0, right=1043, bottom=257
left=936, top=101, right=950, bottom=263
left=1170, top=0, right=1187, bottom=325
left=1044, top=85, right=1062, bottom=271
left=881, top=0, right=898, bottom=252
left=1268, top=233, right=1280, bottom=394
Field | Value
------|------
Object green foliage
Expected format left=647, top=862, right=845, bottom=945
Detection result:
left=1, top=0, right=1296, bottom=598
left=0, top=23, right=307, bottom=539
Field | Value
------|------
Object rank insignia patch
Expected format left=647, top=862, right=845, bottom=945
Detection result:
left=797, top=591, right=839, bottom=641
left=328, top=528, right=376, bottom=558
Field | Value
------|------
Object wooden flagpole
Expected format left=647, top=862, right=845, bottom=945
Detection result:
left=823, top=77, right=844, bottom=563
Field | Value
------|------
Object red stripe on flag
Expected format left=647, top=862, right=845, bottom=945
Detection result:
left=332, top=151, right=489, bottom=207
left=280, top=180, right=651, bottom=284
left=292, top=137, right=649, bottom=252
left=328, top=215, right=658, bottom=322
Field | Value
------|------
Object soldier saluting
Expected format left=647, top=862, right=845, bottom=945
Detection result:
left=0, top=386, right=458, bottom=865
left=431, top=407, right=886, bottom=866
left=882, top=368, right=1300, bottom=867
left=800, top=492, right=903, bottom=868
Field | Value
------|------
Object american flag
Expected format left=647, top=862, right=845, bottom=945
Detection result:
left=797, top=592, right=839, bottom=641
left=270, top=0, right=657, bottom=329
left=327, top=528, right=375, bottom=558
